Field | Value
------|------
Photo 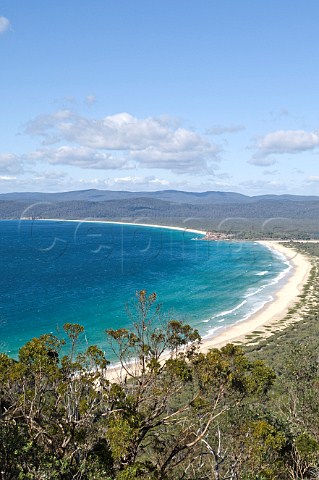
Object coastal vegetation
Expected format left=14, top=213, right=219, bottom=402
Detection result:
left=1, top=242, right=319, bottom=480
left=0, top=290, right=278, bottom=479
left=1, top=189, right=319, bottom=237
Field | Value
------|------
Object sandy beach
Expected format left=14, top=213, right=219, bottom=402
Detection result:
left=107, top=238, right=313, bottom=382
left=200, top=240, right=312, bottom=351
left=39, top=218, right=206, bottom=236
left=87, top=230, right=311, bottom=381
left=35, top=219, right=312, bottom=356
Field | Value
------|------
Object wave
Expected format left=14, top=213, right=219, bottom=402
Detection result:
left=263, top=244, right=291, bottom=267
left=206, top=254, right=291, bottom=335
left=210, top=299, right=247, bottom=320
left=203, top=325, right=224, bottom=338
left=204, top=293, right=275, bottom=341
left=240, top=295, right=273, bottom=322
left=245, top=286, right=266, bottom=298
left=271, top=264, right=292, bottom=283
left=246, top=261, right=291, bottom=298
left=185, top=243, right=291, bottom=342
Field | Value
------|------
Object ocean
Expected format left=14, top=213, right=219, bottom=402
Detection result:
left=0, top=220, right=289, bottom=358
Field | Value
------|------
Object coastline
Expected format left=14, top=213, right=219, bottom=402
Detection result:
left=30, top=219, right=312, bottom=351
left=34, top=218, right=206, bottom=236
left=200, top=241, right=312, bottom=351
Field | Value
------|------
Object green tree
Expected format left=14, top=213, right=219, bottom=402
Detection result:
left=0, top=290, right=280, bottom=479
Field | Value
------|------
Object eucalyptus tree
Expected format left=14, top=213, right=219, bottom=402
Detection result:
left=0, top=290, right=279, bottom=479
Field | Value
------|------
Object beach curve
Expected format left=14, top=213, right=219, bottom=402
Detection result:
left=200, top=241, right=312, bottom=351
left=34, top=220, right=312, bottom=353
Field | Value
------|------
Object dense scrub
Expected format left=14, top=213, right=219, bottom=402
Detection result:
left=1, top=245, right=319, bottom=480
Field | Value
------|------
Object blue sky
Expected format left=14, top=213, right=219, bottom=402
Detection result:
left=1, top=1, right=319, bottom=195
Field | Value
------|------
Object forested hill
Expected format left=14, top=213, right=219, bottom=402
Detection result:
left=0, top=189, right=319, bottom=236
left=1, top=188, right=319, bottom=204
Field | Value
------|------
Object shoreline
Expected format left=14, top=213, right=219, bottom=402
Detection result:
left=199, top=241, right=312, bottom=351
left=31, top=218, right=207, bottom=236
left=107, top=239, right=312, bottom=381
left=24, top=219, right=313, bottom=352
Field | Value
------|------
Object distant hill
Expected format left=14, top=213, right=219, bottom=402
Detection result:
left=1, top=189, right=319, bottom=205
left=0, top=189, right=319, bottom=236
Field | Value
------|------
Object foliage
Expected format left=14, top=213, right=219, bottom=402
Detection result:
left=2, top=284, right=319, bottom=478
left=2, top=195, right=319, bottom=236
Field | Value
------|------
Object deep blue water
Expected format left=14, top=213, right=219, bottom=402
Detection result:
left=0, top=220, right=289, bottom=358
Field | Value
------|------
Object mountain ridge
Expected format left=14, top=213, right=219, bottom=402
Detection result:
left=0, top=189, right=318, bottom=205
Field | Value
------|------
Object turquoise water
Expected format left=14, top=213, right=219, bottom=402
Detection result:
left=0, top=220, right=289, bottom=358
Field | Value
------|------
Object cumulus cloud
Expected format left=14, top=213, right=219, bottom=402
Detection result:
left=259, top=130, right=319, bottom=154
left=0, top=153, right=24, bottom=174
left=24, top=111, right=220, bottom=174
left=0, top=16, right=10, bottom=34
left=252, top=129, right=319, bottom=160
left=28, top=146, right=131, bottom=170
left=130, top=126, right=217, bottom=173
left=206, top=124, right=245, bottom=135
left=24, top=110, right=75, bottom=145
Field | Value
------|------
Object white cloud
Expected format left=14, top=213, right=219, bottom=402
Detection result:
left=0, top=153, right=24, bottom=174
left=28, top=146, right=131, bottom=170
left=113, top=176, right=170, bottom=187
left=307, top=176, right=319, bottom=183
left=0, top=16, right=10, bottom=34
left=75, top=175, right=177, bottom=191
left=25, top=111, right=168, bottom=149
left=0, top=175, right=16, bottom=181
left=24, top=109, right=75, bottom=144
left=24, top=110, right=220, bottom=174
left=130, top=126, right=218, bottom=173
left=33, top=170, right=68, bottom=181
left=253, top=129, right=319, bottom=159
left=240, top=179, right=287, bottom=192
left=260, top=130, right=319, bottom=153
left=206, top=124, right=245, bottom=135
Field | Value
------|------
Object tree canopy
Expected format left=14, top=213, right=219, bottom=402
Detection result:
left=0, top=290, right=319, bottom=479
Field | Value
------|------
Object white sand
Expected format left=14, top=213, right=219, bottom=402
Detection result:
left=34, top=219, right=312, bottom=353
left=102, top=236, right=313, bottom=383
left=200, top=241, right=312, bottom=351
left=38, top=218, right=206, bottom=236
